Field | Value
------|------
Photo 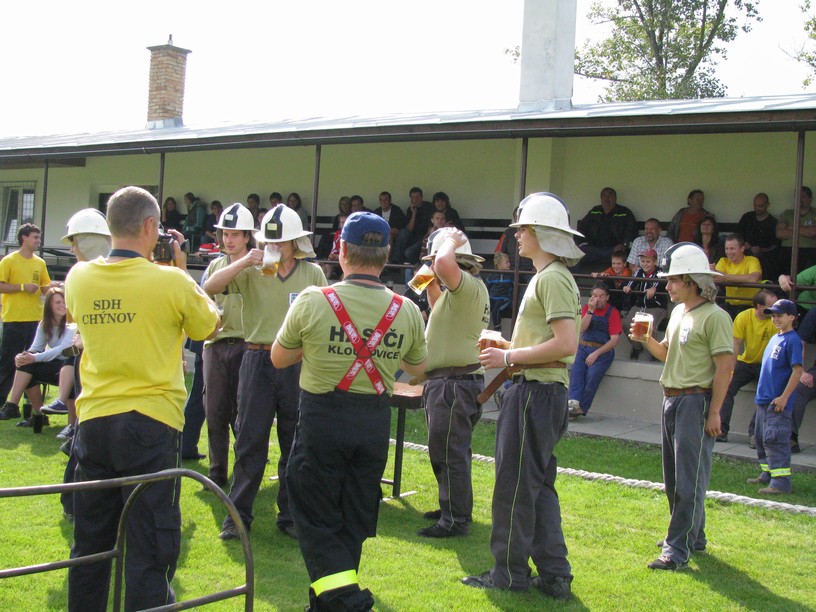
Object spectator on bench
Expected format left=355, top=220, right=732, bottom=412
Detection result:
left=738, top=192, right=780, bottom=281
left=431, top=191, right=464, bottom=231
left=592, top=250, right=631, bottom=312
left=694, top=215, right=725, bottom=265
left=717, top=289, right=778, bottom=444
left=668, top=189, right=710, bottom=243
left=576, top=187, right=638, bottom=265
left=622, top=249, right=666, bottom=360
left=392, top=187, right=434, bottom=264
left=714, top=234, right=762, bottom=320
left=374, top=191, right=407, bottom=247
left=568, top=282, right=621, bottom=419
left=483, top=252, right=514, bottom=331
left=628, top=218, right=673, bottom=272
left=776, top=186, right=816, bottom=275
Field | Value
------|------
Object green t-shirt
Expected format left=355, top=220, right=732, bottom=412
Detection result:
left=234, top=260, right=327, bottom=344
left=204, top=255, right=244, bottom=347
left=795, top=265, right=816, bottom=309
left=779, top=207, right=816, bottom=248
left=510, top=260, right=580, bottom=386
left=425, top=272, right=490, bottom=373
left=659, top=300, right=733, bottom=389
left=277, top=281, right=427, bottom=395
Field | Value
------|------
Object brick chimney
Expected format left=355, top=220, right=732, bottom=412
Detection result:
left=146, top=35, right=191, bottom=129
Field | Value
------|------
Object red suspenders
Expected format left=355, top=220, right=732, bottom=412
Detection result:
left=321, top=287, right=403, bottom=395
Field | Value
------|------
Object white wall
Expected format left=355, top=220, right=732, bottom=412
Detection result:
left=1, top=130, right=814, bottom=248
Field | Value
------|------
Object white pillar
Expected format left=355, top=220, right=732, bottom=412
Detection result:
left=518, top=0, right=577, bottom=111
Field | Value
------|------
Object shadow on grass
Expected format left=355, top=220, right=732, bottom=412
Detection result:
left=378, top=496, right=588, bottom=610
left=0, top=418, right=72, bottom=458
left=691, top=554, right=804, bottom=610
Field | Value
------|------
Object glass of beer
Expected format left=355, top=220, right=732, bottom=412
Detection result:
left=408, top=264, right=435, bottom=294
left=256, top=245, right=281, bottom=278
left=478, top=329, right=510, bottom=351
left=631, top=311, right=654, bottom=341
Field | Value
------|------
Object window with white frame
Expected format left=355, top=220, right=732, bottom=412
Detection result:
left=1, top=181, right=36, bottom=245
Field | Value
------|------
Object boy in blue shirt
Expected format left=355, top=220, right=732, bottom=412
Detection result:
left=748, top=299, right=802, bottom=495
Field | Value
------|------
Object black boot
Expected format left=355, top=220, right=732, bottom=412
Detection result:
left=32, top=413, right=44, bottom=434
left=0, top=401, right=21, bottom=420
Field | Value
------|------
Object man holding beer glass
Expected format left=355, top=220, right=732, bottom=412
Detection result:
left=417, top=227, right=489, bottom=538
left=463, top=193, right=583, bottom=601
left=629, top=242, right=732, bottom=571
left=203, top=204, right=327, bottom=541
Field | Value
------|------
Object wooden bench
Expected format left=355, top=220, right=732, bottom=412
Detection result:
left=384, top=381, right=424, bottom=498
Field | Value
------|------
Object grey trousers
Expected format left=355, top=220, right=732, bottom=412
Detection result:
left=661, top=393, right=714, bottom=563
left=423, top=377, right=483, bottom=529
left=489, top=380, right=572, bottom=590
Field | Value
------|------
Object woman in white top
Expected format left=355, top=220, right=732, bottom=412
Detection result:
left=4, top=287, right=75, bottom=431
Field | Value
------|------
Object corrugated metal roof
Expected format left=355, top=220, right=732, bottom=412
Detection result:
left=2, top=93, right=815, bottom=161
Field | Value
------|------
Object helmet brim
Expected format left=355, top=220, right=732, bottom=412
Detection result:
left=509, top=221, right=584, bottom=237
left=657, top=270, right=722, bottom=278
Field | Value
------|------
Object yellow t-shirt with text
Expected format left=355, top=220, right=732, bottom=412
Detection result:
left=65, top=257, right=218, bottom=430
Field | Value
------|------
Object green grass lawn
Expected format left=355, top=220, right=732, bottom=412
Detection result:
left=0, top=409, right=814, bottom=611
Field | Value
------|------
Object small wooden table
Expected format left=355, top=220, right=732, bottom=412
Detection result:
left=383, top=382, right=424, bottom=497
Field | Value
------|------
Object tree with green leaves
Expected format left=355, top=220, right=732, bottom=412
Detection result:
left=794, top=1, right=816, bottom=86
left=575, top=1, right=760, bottom=102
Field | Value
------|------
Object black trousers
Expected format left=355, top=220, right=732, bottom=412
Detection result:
left=68, top=411, right=181, bottom=612
left=203, top=339, right=244, bottom=485
left=0, top=321, right=38, bottom=401
left=287, top=390, right=390, bottom=607
left=719, top=361, right=760, bottom=435
left=225, top=348, right=300, bottom=530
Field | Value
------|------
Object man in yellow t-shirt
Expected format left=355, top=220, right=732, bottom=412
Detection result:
left=717, top=289, right=778, bottom=444
left=65, top=186, right=219, bottom=611
left=715, top=234, right=762, bottom=319
left=0, top=223, right=55, bottom=420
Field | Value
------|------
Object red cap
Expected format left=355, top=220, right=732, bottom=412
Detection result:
left=640, top=249, right=658, bottom=258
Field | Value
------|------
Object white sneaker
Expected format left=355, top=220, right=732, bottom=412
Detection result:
left=56, top=424, right=75, bottom=440
left=568, top=399, right=581, bottom=411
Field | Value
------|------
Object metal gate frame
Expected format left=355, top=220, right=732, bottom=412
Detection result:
left=0, top=468, right=254, bottom=611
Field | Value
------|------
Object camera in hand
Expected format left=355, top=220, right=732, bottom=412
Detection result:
left=153, top=231, right=175, bottom=265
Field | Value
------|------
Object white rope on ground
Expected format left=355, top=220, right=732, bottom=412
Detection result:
left=392, top=439, right=816, bottom=517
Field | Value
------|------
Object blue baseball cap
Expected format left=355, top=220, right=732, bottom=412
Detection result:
left=341, top=212, right=390, bottom=247
left=764, top=299, right=797, bottom=316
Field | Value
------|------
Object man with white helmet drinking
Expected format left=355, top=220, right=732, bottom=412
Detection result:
left=204, top=204, right=327, bottom=541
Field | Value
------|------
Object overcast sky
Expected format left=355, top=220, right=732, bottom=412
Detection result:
left=0, top=0, right=811, bottom=136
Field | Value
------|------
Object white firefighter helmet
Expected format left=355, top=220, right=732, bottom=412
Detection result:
left=657, top=242, right=721, bottom=277
left=254, top=204, right=315, bottom=258
left=215, top=203, right=255, bottom=231
left=61, top=209, right=111, bottom=244
left=509, top=192, right=582, bottom=236
left=422, top=228, right=485, bottom=262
